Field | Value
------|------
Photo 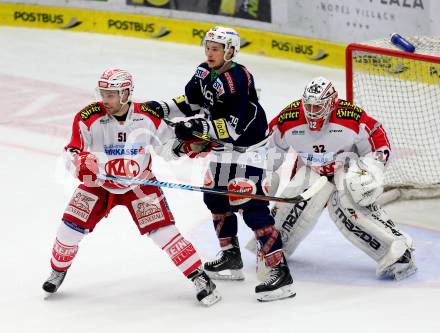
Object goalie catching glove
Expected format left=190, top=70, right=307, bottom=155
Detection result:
left=344, top=154, right=385, bottom=206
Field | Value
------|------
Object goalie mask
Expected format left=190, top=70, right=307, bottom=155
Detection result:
left=203, top=26, right=240, bottom=61
left=97, top=69, right=134, bottom=105
left=302, top=77, right=338, bottom=131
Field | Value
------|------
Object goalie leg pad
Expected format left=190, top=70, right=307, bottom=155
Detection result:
left=328, top=190, right=415, bottom=278
left=273, top=166, right=335, bottom=257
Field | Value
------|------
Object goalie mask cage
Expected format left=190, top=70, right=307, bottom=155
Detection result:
left=346, top=37, right=440, bottom=203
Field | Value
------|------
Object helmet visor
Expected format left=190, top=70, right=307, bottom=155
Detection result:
left=303, top=101, right=330, bottom=120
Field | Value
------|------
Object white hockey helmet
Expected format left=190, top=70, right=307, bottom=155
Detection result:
left=302, top=77, right=338, bottom=131
left=203, top=26, right=240, bottom=61
left=97, top=69, right=134, bottom=104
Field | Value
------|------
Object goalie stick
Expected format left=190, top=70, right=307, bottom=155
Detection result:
left=97, top=175, right=328, bottom=204
left=163, top=118, right=269, bottom=153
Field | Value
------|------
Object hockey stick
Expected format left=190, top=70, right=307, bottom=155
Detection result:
left=163, top=118, right=269, bottom=153
left=97, top=175, right=328, bottom=204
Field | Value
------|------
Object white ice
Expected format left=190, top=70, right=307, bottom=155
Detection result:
left=0, top=27, right=439, bottom=333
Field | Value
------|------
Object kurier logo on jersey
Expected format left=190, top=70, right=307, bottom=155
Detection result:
left=105, top=159, right=140, bottom=177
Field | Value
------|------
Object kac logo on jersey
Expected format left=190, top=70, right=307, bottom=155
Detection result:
left=105, top=159, right=140, bottom=177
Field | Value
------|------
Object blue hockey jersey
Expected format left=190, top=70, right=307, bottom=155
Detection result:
left=178, top=62, right=269, bottom=148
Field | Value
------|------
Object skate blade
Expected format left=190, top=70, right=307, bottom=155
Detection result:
left=200, top=290, right=222, bottom=307
left=206, top=269, right=245, bottom=281
left=256, top=284, right=296, bottom=302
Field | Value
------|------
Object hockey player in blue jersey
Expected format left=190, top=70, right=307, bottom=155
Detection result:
left=165, top=26, right=295, bottom=302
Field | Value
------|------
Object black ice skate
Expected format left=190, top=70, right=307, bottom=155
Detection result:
left=380, top=249, right=417, bottom=281
left=204, top=237, right=244, bottom=280
left=255, top=259, right=296, bottom=302
left=188, top=268, right=221, bottom=306
left=42, top=269, right=67, bottom=294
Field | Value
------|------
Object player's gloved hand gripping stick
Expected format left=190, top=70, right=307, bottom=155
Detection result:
left=164, top=118, right=269, bottom=153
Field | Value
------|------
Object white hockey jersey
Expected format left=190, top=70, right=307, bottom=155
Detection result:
left=267, top=99, right=391, bottom=176
left=65, top=101, right=173, bottom=194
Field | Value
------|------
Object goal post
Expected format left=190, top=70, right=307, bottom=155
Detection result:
left=346, top=38, right=440, bottom=203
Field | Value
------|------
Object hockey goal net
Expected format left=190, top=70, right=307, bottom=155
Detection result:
left=346, top=37, right=440, bottom=203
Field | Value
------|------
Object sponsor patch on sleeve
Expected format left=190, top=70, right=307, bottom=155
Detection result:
left=213, top=118, right=230, bottom=139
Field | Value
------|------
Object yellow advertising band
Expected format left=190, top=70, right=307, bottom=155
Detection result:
left=0, top=3, right=346, bottom=68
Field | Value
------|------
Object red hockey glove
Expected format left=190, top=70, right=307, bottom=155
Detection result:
left=172, top=139, right=212, bottom=158
left=73, top=152, right=98, bottom=182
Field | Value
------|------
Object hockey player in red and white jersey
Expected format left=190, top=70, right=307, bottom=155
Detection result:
left=263, top=77, right=417, bottom=280
left=42, top=69, right=221, bottom=306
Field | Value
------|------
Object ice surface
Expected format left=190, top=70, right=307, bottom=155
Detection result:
left=0, top=27, right=439, bottom=333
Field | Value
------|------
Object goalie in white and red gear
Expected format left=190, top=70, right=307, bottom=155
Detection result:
left=42, top=69, right=221, bottom=306
left=261, top=76, right=417, bottom=281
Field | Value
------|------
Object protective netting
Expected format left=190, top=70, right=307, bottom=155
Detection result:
left=347, top=37, right=440, bottom=202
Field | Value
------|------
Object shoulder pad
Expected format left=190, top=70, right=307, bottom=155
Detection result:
left=335, top=99, right=364, bottom=122
left=277, top=100, right=301, bottom=124
left=139, top=101, right=163, bottom=119
left=80, top=103, right=104, bottom=120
